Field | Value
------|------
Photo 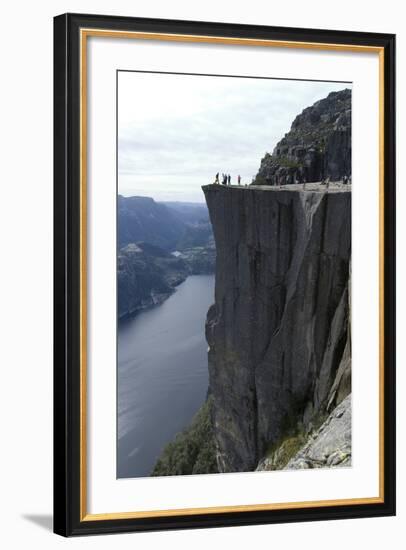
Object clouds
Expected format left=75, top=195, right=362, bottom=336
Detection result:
left=118, top=71, right=349, bottom=202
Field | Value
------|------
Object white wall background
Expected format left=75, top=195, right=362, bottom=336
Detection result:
left=0, top=0, right=403, bottom=547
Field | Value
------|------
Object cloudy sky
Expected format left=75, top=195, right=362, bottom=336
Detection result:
left=118, top=71, right=350, bottom=203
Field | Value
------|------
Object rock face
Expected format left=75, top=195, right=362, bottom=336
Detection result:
left=203, top=185, right=351, bottom=472
left=254, top=89, right=351, bottom=185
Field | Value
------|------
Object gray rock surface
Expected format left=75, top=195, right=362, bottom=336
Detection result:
left=254, top=89, right=351, bottom=186
left=203, top=185, right=351, bottom=472
left=285, top=394, right=352, bottom=469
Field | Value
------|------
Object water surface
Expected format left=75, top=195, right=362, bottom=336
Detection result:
left=117, top=274, right=215, bottom=478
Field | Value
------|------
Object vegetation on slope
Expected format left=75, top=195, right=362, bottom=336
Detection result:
left=151, top=398, right=218, bottom=476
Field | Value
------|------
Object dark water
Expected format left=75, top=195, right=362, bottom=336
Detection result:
left=117, top=274, right=215, bottom=478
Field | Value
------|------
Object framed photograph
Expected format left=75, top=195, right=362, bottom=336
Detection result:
left=53, top=13, right=396, bottom=536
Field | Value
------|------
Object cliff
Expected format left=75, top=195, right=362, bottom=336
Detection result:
left=253, top=89, right=351, bottom=185
left=203, top=184, right=351, bottom=473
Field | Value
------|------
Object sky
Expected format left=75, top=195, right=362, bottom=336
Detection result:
left=118, top=71, right=350, bottom=203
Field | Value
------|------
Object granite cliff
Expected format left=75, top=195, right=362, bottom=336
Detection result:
left=203, top=185, right=351, bottom=472
left=253, top=89, right=351, bottom=185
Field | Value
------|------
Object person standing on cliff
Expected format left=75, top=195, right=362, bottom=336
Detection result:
left=214, top=172, right=219, bottom=184
left=228, top=174, right=231, bottom=185
left=238, top=175, right=241, bottom=185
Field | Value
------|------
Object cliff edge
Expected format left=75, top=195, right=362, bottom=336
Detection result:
left=203, top=184, right=351, bottom=472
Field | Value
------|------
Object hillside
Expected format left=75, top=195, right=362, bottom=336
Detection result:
left=254, top=88, right=351, bottom=185
left=117, top=242, right=189, bottom=319
left=117, top=196, right=215, bottom=319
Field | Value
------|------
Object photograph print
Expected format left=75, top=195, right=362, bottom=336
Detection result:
left=117, top=71, right=352, bottom=479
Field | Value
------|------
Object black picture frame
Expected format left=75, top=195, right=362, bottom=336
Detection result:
left=54, top=12, right=396, bottom=537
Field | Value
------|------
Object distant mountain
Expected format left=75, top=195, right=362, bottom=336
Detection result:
left=118, top=195, right=186, bottom=250
left=254, top=88, right=351, bottom=185
left=160, top=202, right=210, bottom=225
left=176, top=222, right=214, bottom=250
left=118, top=195, right=213, bottom=251
left=117, top=197, right=216, bottom=318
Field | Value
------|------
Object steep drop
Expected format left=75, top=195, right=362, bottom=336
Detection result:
left=203, top=185, right=351, bottom=472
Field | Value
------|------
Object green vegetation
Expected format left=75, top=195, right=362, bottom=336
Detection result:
left=252, top=174, right=267, bottom=186
left=151, top=398, right=218, bottom=476
left=262, top=410, right=330, bottom=470
left=276, top=156, right=303, bottom=169
left=264, top=431, right=307, bottom=470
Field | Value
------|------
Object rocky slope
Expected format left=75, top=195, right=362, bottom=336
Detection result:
left=118, top=239, right=216, bottom=319
left=117, top=242, right=189, bottom=319
left=285, top=394, right=351, bottom=469
left=203, top=185, right=351, bottom=473
left=257, top=394, right=351, bottom=471
left=253, top=89, right=351, bottom=185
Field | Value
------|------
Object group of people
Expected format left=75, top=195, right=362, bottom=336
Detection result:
left=320, top=175, right=352, bottom=189
left=211, top=172, right=351, bottom=190
left=214, top=173, right=242, bottom=186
